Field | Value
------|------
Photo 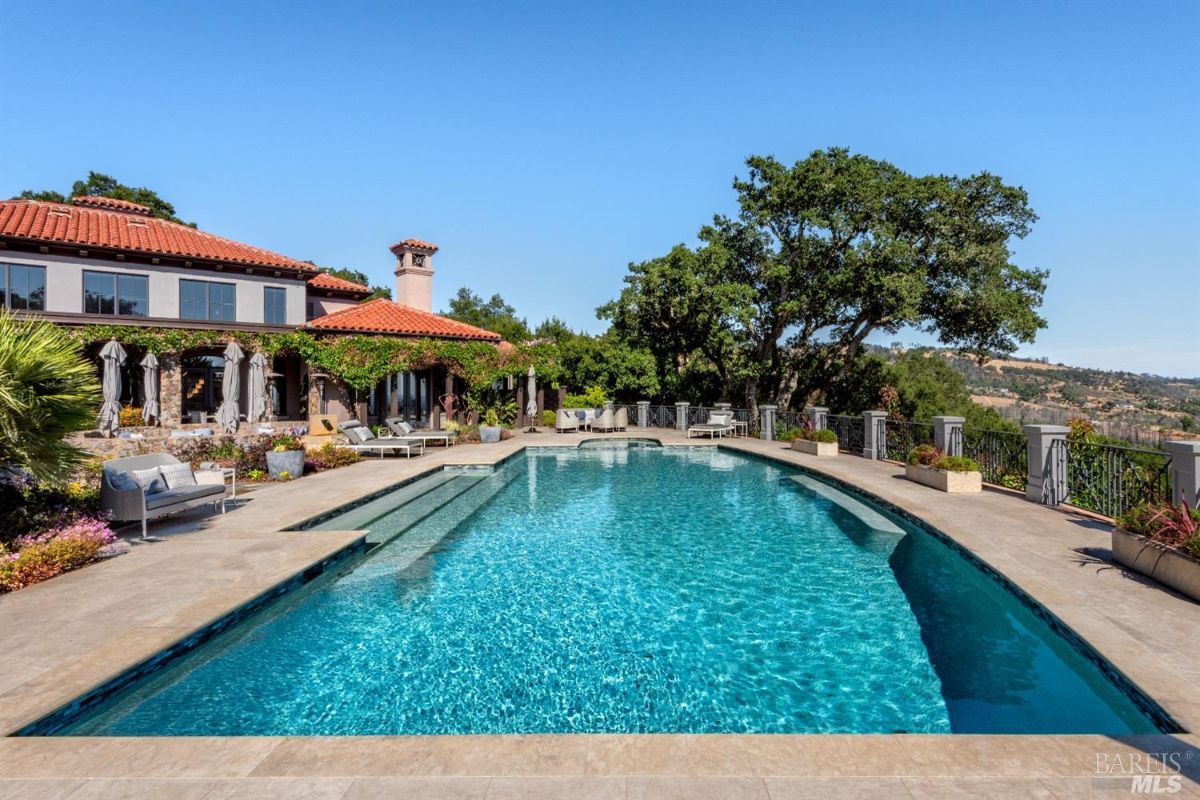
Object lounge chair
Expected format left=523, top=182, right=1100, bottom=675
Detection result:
left=338, top=421, right=424, bottom=458
left=382, top=417, right=457, bottom=447
left=687, top=411, right=735, bottom=439
left=614, top=407, right=629, bottom=431
left=555, top=409, right=579, bottom=432
left=102, top=453, right=227, bottom=538
left=591, top=408, right=617, bottom=432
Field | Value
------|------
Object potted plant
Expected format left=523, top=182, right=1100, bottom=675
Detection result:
left=791, top=427, right=839, bottom=457
left=479, top=409, right=502, bottom=444
left=1112, top=501, right=1200, bottom=602
left=904, top=444, right=982, bottom=493
left=265, top=434, right=306, bottom=480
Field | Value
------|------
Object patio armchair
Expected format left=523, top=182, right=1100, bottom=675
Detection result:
left=338, top=420, right=425, bottom=459
left=591, top=408, right=617, bottom=432
left=382, top=417, right=456, bottom=447
left=101, top=453, right=227, bottom=539
left=555, top=409, right=579, bottom=432
left=614, top=407, right=629, bottom=431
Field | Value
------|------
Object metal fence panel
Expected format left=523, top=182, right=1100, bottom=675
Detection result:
left=827, top=414, right=864, bottom=455
left=962, top=428, right=1028, bottom=490
left=1062, top=440, right=1172, bottom=518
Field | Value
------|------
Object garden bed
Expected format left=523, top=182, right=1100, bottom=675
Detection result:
left=904, top=463, right=982, bottom=493
left=1111, top=528, right=1200, bottom=602
left=791, top=439, right=838, bottom=457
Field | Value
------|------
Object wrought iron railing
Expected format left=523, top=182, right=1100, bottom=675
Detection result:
left=776, top=409, right=802, bottom=437
left=1056, top=440, right=1172, bottom=518
left=962, top=427, right=1027, bottom=490
left=827, top=414, right=864, bottom=455
left=878, top=419, right=934, bottom=462
left=644, top=404, right=676, bottom=429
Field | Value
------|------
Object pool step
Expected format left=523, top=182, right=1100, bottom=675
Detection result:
left=356, top=475, right=488, bottom=546
left=788, top=475, right=907, bottom=558
left=308, top=472, right=461, bottom=533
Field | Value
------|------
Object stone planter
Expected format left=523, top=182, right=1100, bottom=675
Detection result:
left=905, top=463, right=982, bottom=493
left=1112, top=527, right=1200, bottom=602
left=266, top=449, right=305, bottom=480
left=479, top=426, right=502, bottom=444
left=791, top=439, right=838, bottom=457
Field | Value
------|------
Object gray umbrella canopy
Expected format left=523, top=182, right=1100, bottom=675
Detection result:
left=525, top=364, right=537, bottom=420
left=140, top=353, right=160, bottom=425
left=97, top=340, right=127, bottom=437
left=216, top=341, right=245, bottom=433
left=248, top=352, right=268, bottom=423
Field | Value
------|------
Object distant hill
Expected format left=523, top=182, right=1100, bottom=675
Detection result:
left=868, top=345, right=1200, bottom=444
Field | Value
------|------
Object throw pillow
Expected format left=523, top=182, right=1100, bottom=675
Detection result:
left=159, top=462, right=197, bottom=490
left=130, top=467, right=167, bottom=495
left=108, top=471, right=139, bottom=492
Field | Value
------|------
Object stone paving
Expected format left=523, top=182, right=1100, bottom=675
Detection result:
left=1, top=429, right=1197, bottom=798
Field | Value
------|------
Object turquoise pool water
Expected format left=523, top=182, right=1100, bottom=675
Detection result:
left=64, top=446, right=1159, bottom=735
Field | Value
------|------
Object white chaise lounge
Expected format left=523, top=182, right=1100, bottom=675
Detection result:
left=383, top=417, right=457, bottom=447
left=687, top=411, right=735, bottom=439
left=339, top=421, right=424, bottom=458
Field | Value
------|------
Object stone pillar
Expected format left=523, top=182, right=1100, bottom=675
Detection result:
left=443, top=374, right=456, bottom=423
left=933, top=416, right=965, bottom=457
left=1165, top=440, right=1200, bottom=507
left=863, top=411, right=887, bottom=459
left=675, top=401, right=689, bottom=432
left=158, top=353, right=182, bottom=429
left=1024, top=425, right=1069, bottom=505
left=355, top=400, right=369, bottom=426
left=637, top=401, right=650, bottom=428
left=807, top=406, right=828, bottom=431
left=715, top=402, right=732, bottom=412
left=536, top=387, right=545, bottom=423
left=759, top=405, right=777, bottom=441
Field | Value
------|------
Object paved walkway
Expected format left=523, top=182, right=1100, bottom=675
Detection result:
left=1, top=430, right=1197, bottom=798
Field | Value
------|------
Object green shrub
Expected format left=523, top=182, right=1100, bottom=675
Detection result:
left=810, top=429, right=838, bottom=444
left=907, top=444, right=941, bottom=466
left=542, top=410, right=557, bottom=428
left=932, top=455, right=980, bottom=473
left=564, top=386, right=608, bottom=408
left=1118, top=502, right=1200, bottom=554
left=0, top=311, right=101, bottom=482
left=0, top=516, right=115, bottom=593
left=305, top=442, right=360, bottom=472
left=777, top=425, right=801, bottom=442
left=483, top=409, right=500, bottom=427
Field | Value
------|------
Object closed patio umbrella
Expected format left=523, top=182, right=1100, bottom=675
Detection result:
left=97, top=340, right=127, bottom=437
left=248, top=353, right=268, bottom=423
left=216, top=341, right=245, bottom=433
left=140, top=353, right=160, bottom=425
left=525, top=364, right=538, bottom=432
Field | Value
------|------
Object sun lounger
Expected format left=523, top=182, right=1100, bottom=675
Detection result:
left=687, top=411, right=735, bottom=439
left=382, top=417, right=457, bottom=447
left=339, top=421, right=424, bottom=458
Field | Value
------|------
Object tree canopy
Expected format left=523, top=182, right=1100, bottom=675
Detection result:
left=17, top=171, right=196, bottom=227
left=602, top=148, right=1048, bottom=412
left=443, top=288, right=531, bottom=343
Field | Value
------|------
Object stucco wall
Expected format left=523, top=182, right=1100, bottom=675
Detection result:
left=2, top=251, right=307, bottom=326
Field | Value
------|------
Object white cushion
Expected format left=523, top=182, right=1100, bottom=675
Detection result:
left=159, top=462, right=198, bottom=490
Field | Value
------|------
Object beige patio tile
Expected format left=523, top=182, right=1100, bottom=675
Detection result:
left=248, top=737, right=446, bottom=777
left=343, top=777, right=489, bottom=800
left=202, top=777, right=354, bottom=799
left=901, top=777, right=1057, bottom=798
left=896, top=735, right=1078, bottom=778
left=763, top=776, right=913, bottom=799
left=0, top=779, right=83, bottom=800
left=486, top=776, right=625, bottom=799
left=64, top=778, right=217, bottom=800
left=741, top=735, right=915, bottom=777
left=627, top=776, right=768, bottom=799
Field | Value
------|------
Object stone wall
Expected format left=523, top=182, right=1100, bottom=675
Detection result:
left=68, top=421, right=298, bottom=461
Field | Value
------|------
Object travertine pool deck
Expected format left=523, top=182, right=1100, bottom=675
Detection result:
left=1, top=430, right=1197, bottom=799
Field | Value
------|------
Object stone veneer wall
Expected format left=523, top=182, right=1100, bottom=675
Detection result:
left=159, top=354, right=182, bottom=429
left=67, top=422, right=297, bottom=461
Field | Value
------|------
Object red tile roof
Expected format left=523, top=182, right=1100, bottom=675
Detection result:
left=71, top=195, right=153, bottom=215
left=307, top=298, right=501, bottom=341
left=0, top=197, right=318, bottom=273
left=390, top=238, right=438, bottom=253
left=307, top=272, right=371, bottom=295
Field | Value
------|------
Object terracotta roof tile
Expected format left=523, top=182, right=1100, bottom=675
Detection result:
left=71, top=195, right=153, bottom=215
left=307, top=272, right=371, bottom=294
left=307, top=298, right=500, bottom=341
left=389, top=237, right=438, bottom=253
left=0, top=198, right=317, bottom=273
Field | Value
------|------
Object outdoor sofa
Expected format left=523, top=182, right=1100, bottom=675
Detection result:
left=687, top=411, right=736, bottom=439
left=101, top=453, right=227, bottom=538
left=339, top=421, right=424, bottom=458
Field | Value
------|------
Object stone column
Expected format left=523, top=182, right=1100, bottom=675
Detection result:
left=933, top=416, right=965, bottom=457
left=863, top=411, right=887, bottom=459
left=759, top=405, right=777, bottom=441
left=355, top=400, right=369, bottom=426
left=1165, top=440, right=1200, bottom=507
left=807, top=406, right=828, bottom=431
left=715, top=402, right=732, bottom=413
left=158, top=353, right=183, bottom=429
left=1024, top=425, right=1069, bottom=505
left=637, top=401, right=650, bottom=428
left=675, top=401, right=689, bottom=432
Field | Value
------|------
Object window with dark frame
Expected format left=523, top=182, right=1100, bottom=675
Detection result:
left=83, top=271, right=148, bottom=317
left=0, top=264, right=46, bottom=311
left=263, top=286, right=287, bottom=325
left=180, top=279, right=236, bottom=322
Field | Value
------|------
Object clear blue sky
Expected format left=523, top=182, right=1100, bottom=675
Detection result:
left=3, top=1, right=1197, bottom=377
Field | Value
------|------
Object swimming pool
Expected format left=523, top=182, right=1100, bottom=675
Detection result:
left=61, top=445, right=1162, bottom=735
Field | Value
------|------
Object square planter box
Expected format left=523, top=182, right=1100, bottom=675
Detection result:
left=791, top=439, right=838, bottom=457
left=904, top=463, right=982, bottom=493
left=1111, top=527, right=1200, bottom=603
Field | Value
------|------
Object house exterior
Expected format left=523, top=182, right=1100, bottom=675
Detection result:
left=0, top=195, right=501, bottom=431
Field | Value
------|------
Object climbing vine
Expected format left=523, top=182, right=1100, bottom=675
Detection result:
left=66, top=326, right=561, bottom=391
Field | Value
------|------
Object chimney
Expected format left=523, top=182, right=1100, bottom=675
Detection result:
left=389, top=238, right=438, bottom=312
